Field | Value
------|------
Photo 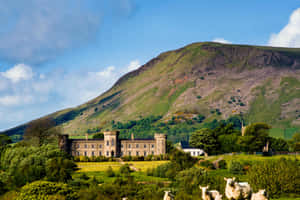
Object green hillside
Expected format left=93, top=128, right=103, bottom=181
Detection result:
left=3, top=42, right=300, bottom=139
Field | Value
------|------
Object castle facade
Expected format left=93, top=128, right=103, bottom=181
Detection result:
left=59, top=131, right=167, bottom=157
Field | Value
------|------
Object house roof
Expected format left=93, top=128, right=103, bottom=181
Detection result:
left=180, top=141, right=202, bottom=149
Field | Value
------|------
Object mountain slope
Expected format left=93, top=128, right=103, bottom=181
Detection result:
left=3, top=42, right=300, bottom=137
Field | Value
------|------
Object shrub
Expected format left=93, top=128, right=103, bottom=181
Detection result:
left=16, top=181, right=78, bottom=200
left=218, top=159, right=227, bottom=169
left=247, top=158, right=300, bottom=197
left=228, top=160, right=244, bottom=174
left=119, top=164, right=132, bottom=175
left=106, top=166, right=115, bottom=177
left=199, top=160, right=215, bottom=170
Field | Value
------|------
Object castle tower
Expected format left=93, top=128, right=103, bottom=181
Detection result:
left=154, top=133, right=167, bottom=155
left=103, top=131, right=119, bottom=157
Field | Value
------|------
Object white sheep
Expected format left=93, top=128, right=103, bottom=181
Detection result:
left=251, top=189, right=269, bottom=200
left=215, top=194, right=223, bottom=200
left=163, top=191, right=174, bottom=200
left=199, top=186, right=221, bottom=200
left=224, top=177, right=252, bottom=200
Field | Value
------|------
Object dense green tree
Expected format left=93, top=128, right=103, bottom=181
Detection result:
left=0, top=134, right=12, bottom=146
left=238, top=123, right=271, bottom=152
left=189, top=128, right=218, bottom=154
left=92, top=132, right=104, bottom=139
left=289, top=133, right=300, bottom=151
left=16, top=181, right=78, bottom=200
left=269, top=137, right=289, bottom=152
left=46, top=157, right=77, bottom=182
left=0, top=144, right=73, bottom=188
left=23, top=118, right=60, bottom=146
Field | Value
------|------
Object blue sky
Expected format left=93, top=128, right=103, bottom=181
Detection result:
left=0, top=0, right=300, bottom=130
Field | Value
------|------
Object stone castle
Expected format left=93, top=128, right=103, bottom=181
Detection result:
left=59, top=131, right=167, bottom=157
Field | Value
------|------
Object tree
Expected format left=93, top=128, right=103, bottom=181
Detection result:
left=92, top=132, right=104, bottom=139
left=189, top=128, right=218, bottom=154
left=46, top=157, right=77, bottom=182
left=289, top=133, right=300, bottom=151
left=23, top=118, right=60, bottom=146
left=238, top=123, right=271, bottom=152
left=269, top=137, right=289, bottom=152
left=0, top=134, right=12, bottom=146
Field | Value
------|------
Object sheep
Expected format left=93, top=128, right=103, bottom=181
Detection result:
left=163, top=191, right=174, bottom=200
left=215, top=194, right=223, bottom=200
left=199, top=186, right=221, bottom=200
left=251, top=189, right=269, bottom=200
left=224, top=177, right=252, bottom=200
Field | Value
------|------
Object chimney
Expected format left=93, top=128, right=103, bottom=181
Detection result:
left=131, top=133, right=134, bottom=140
left=85, top=134, right=88, bottom=140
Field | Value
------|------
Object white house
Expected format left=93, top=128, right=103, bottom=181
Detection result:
left=180, top=141, right=205, bottom=157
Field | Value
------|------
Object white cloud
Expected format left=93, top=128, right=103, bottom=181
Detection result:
left=212, top=38, right=232, bottom=44
left=95, top=66, right=116, bottom=78
left=0, top=0, right=101, bottom=64
left=127, top=60, right=140, bottom=72
left=0, top=95, right=33, bottom=106
left=0, top=59, right=140, bottom=130
left=269, top=8, right=300, bottom=47
left=1, top=63, right=33, bottom=83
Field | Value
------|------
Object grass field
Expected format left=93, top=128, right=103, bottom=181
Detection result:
left=206, top=154, right=300, bottom=162
left=74, top=161, right=169, bottom=184
left=76, top=160, right=169, bottom=172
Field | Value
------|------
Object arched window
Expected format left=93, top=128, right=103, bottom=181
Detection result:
left=111, top=139, right=114, bottom=146
left=106, top=141, right=109, bottom=146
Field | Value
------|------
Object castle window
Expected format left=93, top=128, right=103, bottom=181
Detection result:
left=84, top=144, right=88, bottom=148
left=151, top=151, right=154, bottom=155
left=128, top=144, right=131, bottom=148
left=77, top=144, right=80, bottom=148
left=111, top=139, right=114, bottom=146
left=144, top=151, right=147, bottom=156
left=136, top=151, right=139, bottom=156
left=121, top=151, right=123, bottom=156
left=106, top=151, right=109, bottom=156
left=106, top=141, right=109, bottom=146
left=99, top=151, right=102, bottom=156
left=76, top=151, right=80, bottom=156
left=84, top=151, right=87, bottom=156
left=129, top=151, right=131, bottom=156
left=136, top=144, right=139, bottom=148
left=99, top=144, right=102, bottom=148
left=92, top=151, right=95, bottom=156
left=121, top=144, right=124, bottom=148
left=91, top=144, right=94, bottom=148
left=144, top=144, right=146, bottom=148
left=151, top=144, right=154, bottom=148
